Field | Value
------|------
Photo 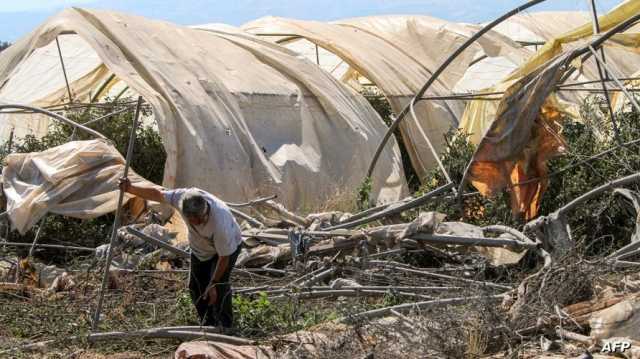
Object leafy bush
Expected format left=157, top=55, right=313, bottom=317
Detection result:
left=174, top=289, right=199, bottom=324
left=233, top=292, right=332, bottom=337
left=539, top=96, right=640, bottom=253
left=356, top=176, right=373, bottom=210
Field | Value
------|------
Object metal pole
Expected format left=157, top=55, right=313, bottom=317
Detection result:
left=92, top=96, right=143, bottom=330
left=365, top=0, right=548, bottom=179
left=124, top=226, right=190, bottom=258
left=588, top=46, right=640, bottom=113
left=91, top=74, right=116, bottom=103
left=55, top=37, right=74, bottom=103
left=409, top=100, right=453, bottom=185
left=4, top=128, right=13, bottom=245
left=113, top=86, right=130, bottom=101
left=1, top=241, right=96, bottom=253
left=315, top=44, right=320, bottom=66
left=411, top=233, right=538, bottom=249
left=83, top=106, right=132, bottom=127
left=0, top=104, right=106, bottom=139
left=324, top=182, right=454, bottom=230
left=6, top=127, right=13, bottom=154
left=28, top=218, right=46, bottom=257
left=587, top=0, right=621, bottom=143
left=557, top=76, right=640, bottom=88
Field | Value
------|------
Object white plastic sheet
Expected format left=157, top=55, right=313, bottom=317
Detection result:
left=2, top=139, right=155, bottom=233
left=243, top=15, right=528, bottom=180
left=0, top=9, right=407, bottom=213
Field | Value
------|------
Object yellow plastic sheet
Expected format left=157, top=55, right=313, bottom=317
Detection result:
left=507, top=0, right=640, bottom=82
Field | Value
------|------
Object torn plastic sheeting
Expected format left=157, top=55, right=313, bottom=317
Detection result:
left=491, top=11, right=593, bottom=44
left=332, top=16, right=529, bottom=91
left=458, top=2, right=640, bottom=216
left=0, top=34, right=106, bottom=140
left=236, top=244, right=291, bottom=267
left=460, top=2, right=640, bottom=147
left=466, top=49, right=573, bottom=221
left=590, top=296, right=640, bottom=341
left=614, top=189, right=640, bottom=243
left=175, top=341, right=273, bottom=359
left=174, top=327, right=335, bottom=358
left=2, top=139, right=157, bottom=234
left=435, top=221, right=527, bottom=266
left=242, top=15, right=530, bottom=182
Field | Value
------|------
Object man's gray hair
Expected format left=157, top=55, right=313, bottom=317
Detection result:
left=181, top=190, right=208, bottom=218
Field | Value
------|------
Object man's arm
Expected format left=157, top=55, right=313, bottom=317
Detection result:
left=212, top=256, right=230, bottom=283
left=205, top=256, right=230, bottom=305
left=205, top=204, right=241, bottom=305
left=119, top=178, right=166, bottom=203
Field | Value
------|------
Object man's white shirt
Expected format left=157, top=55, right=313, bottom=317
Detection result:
left=162, top=188, right=241, bottom=261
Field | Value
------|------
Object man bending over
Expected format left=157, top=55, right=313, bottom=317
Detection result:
left=120, top=178, right=242, bottom=329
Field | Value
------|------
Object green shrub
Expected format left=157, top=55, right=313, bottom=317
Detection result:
left=174, top=289, right=199, bottom=324
left=356, top=176, right=373, bottom=211
left=233, top=292, right=331, bottom=337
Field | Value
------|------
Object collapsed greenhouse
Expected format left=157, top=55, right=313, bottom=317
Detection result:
left=3, top=0, right=640, bottom=357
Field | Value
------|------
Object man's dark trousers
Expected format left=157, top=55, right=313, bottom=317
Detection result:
left=189, top=245, right=241, bottom=328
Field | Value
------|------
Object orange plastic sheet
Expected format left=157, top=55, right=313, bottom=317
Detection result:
left=468, top=53, right=572, bottom=220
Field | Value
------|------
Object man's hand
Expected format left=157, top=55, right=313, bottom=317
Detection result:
left=117, top=178, right=166, bottom=203
left=205, top=284, right=218, bottom=305
left=119, top=177, right=132, bottom=193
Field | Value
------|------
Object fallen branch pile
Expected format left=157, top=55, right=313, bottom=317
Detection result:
left=3, top=171, right=640, bottom=357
